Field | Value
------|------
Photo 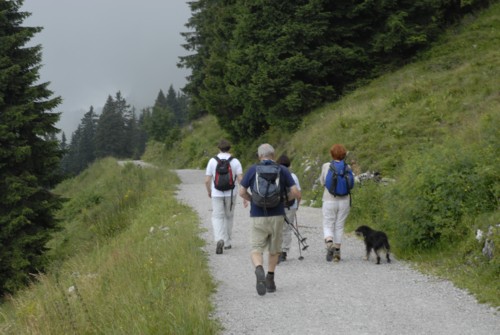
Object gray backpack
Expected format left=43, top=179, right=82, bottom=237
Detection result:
left=251, top=162, right=282, bottom=209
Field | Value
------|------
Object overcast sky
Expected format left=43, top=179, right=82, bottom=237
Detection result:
left=21, top=0, right=192, bottom=136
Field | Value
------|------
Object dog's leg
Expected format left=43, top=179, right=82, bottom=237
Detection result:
left=374, top=248, right=381, bottom=264
left=364, top=244, right=371, bottom=261
left=384, top=240, right=391, bottom=263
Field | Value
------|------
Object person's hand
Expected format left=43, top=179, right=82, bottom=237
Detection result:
left=243, top=199, right=249, bottom=208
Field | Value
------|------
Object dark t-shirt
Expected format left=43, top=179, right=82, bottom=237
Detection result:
left=240, top=160, right=296, bottom=217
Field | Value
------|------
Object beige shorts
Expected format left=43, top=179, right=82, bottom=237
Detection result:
left=250, top=216, right=284, bottom=254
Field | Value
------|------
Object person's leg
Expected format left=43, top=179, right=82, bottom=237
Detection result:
left=266, top=216, right=283, bottom=293
left=322, top=201, right=336, bottom=241
left=251, top=252, right=264, bottom=267
left=223, top=195, right=236, bottom=248
left=251, top=217, right=268, bottom=296
left=333, top=198, right=350, bottom=246
left=332, top=198, right=350, bottom=261
left=322, top=201, right=337, bottom=261
left=212, top=197, right=226, bottom=253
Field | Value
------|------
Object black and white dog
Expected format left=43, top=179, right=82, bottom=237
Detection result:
left=355, top=225, right=391, bottom=264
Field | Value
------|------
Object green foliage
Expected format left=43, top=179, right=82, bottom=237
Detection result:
left=0, top=157, right=219, bottom=334
left=94, top=93, right=130, bottom=159
left=142, top=114, right=230, bottom=169
left=60, top=107, right=98, bottom=176
left=385, top=142, right=498, bottom=251
left=181, top=0, right=492, bottom=143
left=0, top=0, right=63, bottom=296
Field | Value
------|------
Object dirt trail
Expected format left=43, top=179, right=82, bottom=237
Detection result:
left=175, top=169, right=499, bottom=335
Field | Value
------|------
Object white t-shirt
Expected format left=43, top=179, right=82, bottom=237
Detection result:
left=205, top=153, right=243, bottom=197
left=288, top=172, right=301, bottom=209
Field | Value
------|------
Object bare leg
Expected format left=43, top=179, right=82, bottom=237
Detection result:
left=268, top=253, right=279, bottom=272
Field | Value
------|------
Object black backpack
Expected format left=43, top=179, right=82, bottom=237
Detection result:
left=213, top=156, right=235, bottom=191
left=251, top=162, right=282, bottom=209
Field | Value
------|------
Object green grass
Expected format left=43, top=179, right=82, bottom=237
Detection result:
left=0, top=159, right=220, bottom=334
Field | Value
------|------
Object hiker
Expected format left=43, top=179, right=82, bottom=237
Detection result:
left=276, top=154, right=302, bottom=263
left=319, top=143, right=355, bottom=262
left=239, top=144, right=301, bottom=295
left=205, top=139, right=244, bottom=254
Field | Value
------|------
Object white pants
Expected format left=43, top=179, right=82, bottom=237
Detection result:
left=211, top=196, right=236, bottom=246
left=322, top=198, right=350, bottom=244
left=282, top=208, right=297, bottom=252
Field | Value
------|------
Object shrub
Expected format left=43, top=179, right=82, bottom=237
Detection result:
left=385, top=142, right=497, bottom=251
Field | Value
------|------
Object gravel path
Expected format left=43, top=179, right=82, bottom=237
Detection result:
left=175, top=169, right=499, bottom=335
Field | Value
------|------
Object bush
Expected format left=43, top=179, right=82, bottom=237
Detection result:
left=385, top=142, right=498, bottom=251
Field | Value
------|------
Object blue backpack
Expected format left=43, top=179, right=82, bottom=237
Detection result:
left=325, top=160, right=354, bottom=197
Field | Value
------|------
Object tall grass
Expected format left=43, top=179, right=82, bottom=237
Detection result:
left=0, top=158, right=219, bottom=334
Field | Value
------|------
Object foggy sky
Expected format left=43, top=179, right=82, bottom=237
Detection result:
left=21, top=0, right=192, bottom=136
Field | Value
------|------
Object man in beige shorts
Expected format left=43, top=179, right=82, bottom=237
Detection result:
left=239, top=144, right=301, bottom=296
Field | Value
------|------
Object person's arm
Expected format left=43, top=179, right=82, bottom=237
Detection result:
left=235, top=173, right=249, bottom=206
left=205, top=175, right=212, bottom=198
left=288, top=185, right=301, bottom=202
left=239, top=185, right=251, bottom=202
left=319, top=163, right=327, bottom=186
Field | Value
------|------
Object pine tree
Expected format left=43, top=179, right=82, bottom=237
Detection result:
left=94, top=93, right=128, bottom=158
left=144, top=90, right=176, bottom=143
left=0, top=0, right=63, bottom=295
left=78, top=106, right=98, bottom=166
left=166, top=85, right=182, bottom=126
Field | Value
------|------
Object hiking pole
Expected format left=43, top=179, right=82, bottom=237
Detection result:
left=294, top=213, right=305, bottom=260
left=284, top=215, right=308, bottom=258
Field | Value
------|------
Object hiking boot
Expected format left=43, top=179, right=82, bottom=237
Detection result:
left=278, top=252, right=287, bottom=263
left=216, top=240, right=224, bottom=254
left=266, top=273, right=276, bottom=293
left=333, top=249, right=341, bottom=262
left=326, top=249, right=334, bottom=262
left=255, top=266, right=266, bottom=296
left=325, top=241, right=334, bottom=262
left=224, top=245, right=232, bottom=250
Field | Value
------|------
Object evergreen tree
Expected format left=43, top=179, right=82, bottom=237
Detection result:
left=65, top=126, right=84, bottom=174
left=60, top=132, right=67, bottom=152
left=94, top=93, right=128, bottom=158
left=125, top=107, right=143, bottom=159
left=136, top=108, right=149, bottom=158
left=78, top=106, right=98, bottom=166
left=178, top=0, right=213, bottom=120
left=0, top=0, right=63, bottom=295
left=144, top=90, right=176, bottom=143
left=166, top=85, right=182, bottom=126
